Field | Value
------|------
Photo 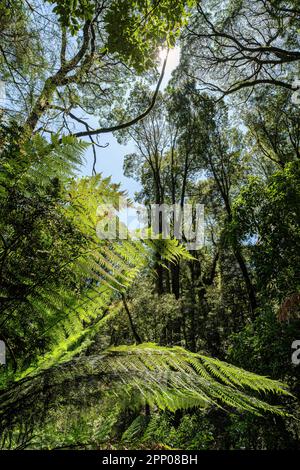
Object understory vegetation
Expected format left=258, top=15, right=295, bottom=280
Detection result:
left=0, top=0, right=299, bottom=450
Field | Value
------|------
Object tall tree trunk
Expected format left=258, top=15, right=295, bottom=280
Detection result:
left=188, top=260, right=197, bottom=352
left=121, top=294, right=142, bottom=344
left=171, top=262, right=180, bottom=299
left=223, top=194, right=257, bottom=315
left=155, top=261, right=164, bottom=295
left=210, top=158, right=258, bottom=315
left=232, top=247, right=257, bottom=315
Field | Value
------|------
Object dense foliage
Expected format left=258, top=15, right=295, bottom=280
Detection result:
left=0, top=0, right=299, bottom=450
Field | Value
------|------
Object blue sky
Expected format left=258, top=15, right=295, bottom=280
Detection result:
left=80, top=48, right=180, bottom=199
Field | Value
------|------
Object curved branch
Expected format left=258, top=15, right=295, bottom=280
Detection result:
left=71, top=53, right=169, bottom=139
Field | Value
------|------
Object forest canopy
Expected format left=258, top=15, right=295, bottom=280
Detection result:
left=0, top=0, right=300, bottom=451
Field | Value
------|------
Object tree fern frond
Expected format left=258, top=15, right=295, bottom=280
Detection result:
left=0, top=343, right=292, bottom=448
left=145, top=238, right=195, bottom=264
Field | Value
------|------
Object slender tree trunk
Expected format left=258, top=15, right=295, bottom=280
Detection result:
left=232, top=247, right=257, bottom=315
left=155, top=262, right=164, bottom=295
left=154, top=188, right=165, bottom=295
left=223, top=194, right=257, bottom=315
left=188, top=261, right=197, bottom=352
left=121, top=294, right=142, bottom=344
left=171, top=263, right=180, bottom=299
left=209, top=158, right=258, bottom=315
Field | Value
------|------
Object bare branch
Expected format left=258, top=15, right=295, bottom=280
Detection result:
left=70, top=53, right=169, bottom=138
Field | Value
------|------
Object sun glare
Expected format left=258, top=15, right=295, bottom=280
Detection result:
left=159, top=46, right=181, bottom=69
